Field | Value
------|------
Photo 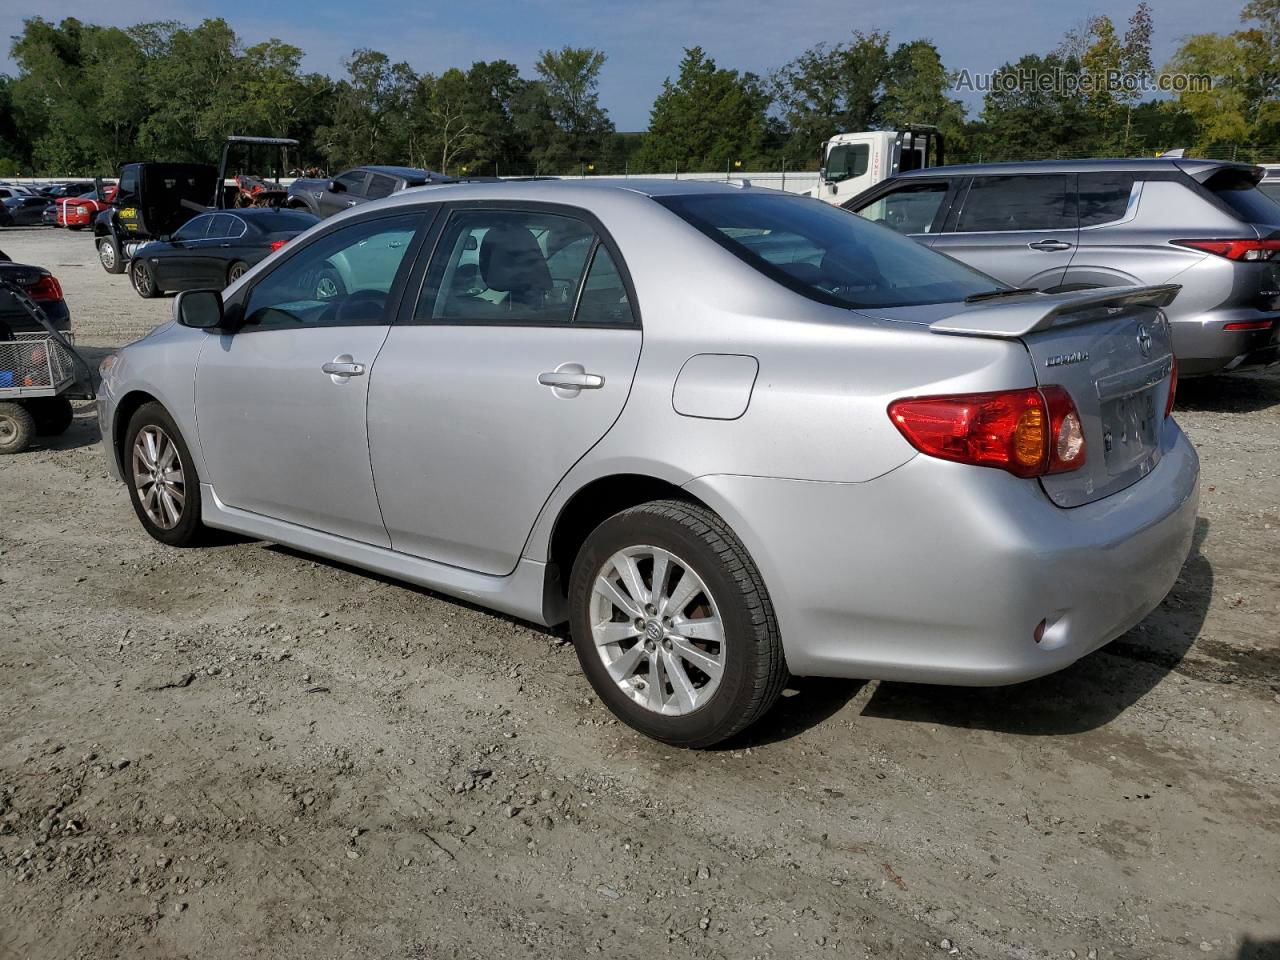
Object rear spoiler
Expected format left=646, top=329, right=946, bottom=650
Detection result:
left=930, top=284, right=1181, bottom=339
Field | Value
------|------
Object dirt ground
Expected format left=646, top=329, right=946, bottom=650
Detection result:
left=1, top=226, right=1278, bottom=960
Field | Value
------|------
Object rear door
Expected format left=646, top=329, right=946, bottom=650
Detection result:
left=366, top=203, right=643, bottom=575
left=931, top=174, right=1079, bottom=290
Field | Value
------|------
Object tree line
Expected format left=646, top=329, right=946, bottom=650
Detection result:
left=0, top=1, right=1277, bottom=179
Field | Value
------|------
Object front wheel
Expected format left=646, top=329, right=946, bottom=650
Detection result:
left=98, top=237, right=125, bottom=274
left=123, top=402, right=206, bottom=547
left=226, top=260, right=249, bottom=286
left=0, top=402, right=35, bottom=454
left=568, top=499, right=787, bottom=748
left=130, top=258, right=159, bottom=298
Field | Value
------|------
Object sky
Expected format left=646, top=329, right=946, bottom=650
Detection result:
left=0, top=0, right=1249, bottom=130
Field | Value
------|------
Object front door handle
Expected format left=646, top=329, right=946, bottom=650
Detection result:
left=322, top=354, right=365, bottom=381
left=1028, top=239, right=1072, bottom=252
left=538, top=371, right=605, bottom=390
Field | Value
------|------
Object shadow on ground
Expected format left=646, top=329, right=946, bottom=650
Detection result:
left=1176, top=369, right=1280, bottom=414
left=856, top=517, right=1212, bottom=736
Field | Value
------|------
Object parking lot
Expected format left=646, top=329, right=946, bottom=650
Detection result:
left=1, top=225, right=1278, bottom=959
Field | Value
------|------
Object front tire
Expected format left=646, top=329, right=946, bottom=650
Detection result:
left=123, top=402, right=205, bottom=547
left=98, top=237, right=125, bottom=274
left=227, top=260, right=249, bottom=286
left=130, top=258, right=159, bottom=298
left=568, top=499, right=787, bottom=748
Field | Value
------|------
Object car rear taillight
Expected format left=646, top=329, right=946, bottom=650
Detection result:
left=1165, top=355, right=1177, bottom=419
left=24, top=274, right=63, bottom=302
left=888, top=387, right=1087, bottom=478
left=270, top=240, right=288, bottom=252
left=1172, top=239, right=1280, bottom=262
left=1222, top=319, right=1276, bottom=331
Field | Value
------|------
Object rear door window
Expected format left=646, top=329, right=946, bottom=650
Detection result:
left=849, top=181, right=950, bottom=235
left=1078, top=173, right=1137, bottom=226
left=365, top=174, right=397, bottom=200
left=955, top=175, right=1076, bottom=232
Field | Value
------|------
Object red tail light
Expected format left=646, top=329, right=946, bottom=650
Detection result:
left=1172, top=239, right=1280, bottom=262
left=269, top=240, right=288, bottom=252
left=1222, top=319, right=1275, bottom=331
left=888, top=386, right=1086, bottom=478
left=1165, top=355, right=1177, bottom=418
left=24, top=274, right=63, bottom=302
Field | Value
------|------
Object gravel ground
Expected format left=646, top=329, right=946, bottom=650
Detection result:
left=2, top=226, right=1278, bottom=960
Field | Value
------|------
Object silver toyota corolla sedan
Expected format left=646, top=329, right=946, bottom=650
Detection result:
left=98, top=179, right=1200, bottom=747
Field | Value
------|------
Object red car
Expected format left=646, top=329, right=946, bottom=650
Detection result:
left=55, top=185, right=117, bottom=230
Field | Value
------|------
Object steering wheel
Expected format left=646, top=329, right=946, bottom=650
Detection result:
left=334, top=289, right=387, bottom=325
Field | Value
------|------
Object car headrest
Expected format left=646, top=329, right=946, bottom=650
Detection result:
left=479, top=223, right=552, bottom=298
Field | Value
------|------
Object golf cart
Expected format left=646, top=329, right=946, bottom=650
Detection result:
left=93, top=136, right=298, bottom=275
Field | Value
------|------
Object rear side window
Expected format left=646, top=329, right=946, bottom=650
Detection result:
left=658, top=191, right=998, bottom=309
left=366, top=174, right=397, bottom=200
left=955, top=175, right=1076, bottom=232
left=575, top=246, right=636, bottom=326
left=1205, top=169, right=1280, bottom=224
left=1078, top=173, right=1137, bottom=226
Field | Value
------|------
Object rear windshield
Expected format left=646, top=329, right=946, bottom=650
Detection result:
left=658, top=191, right=999, bottom=309
left=1206, top=171, right=1280, bottom=224
left=253, top=210, right=318, bottom=232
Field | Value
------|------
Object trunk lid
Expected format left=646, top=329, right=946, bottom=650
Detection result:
left=866, top=285, right=1180, bottom=508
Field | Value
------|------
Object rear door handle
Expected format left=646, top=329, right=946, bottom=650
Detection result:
left=539, top=371, right=604, bottom=389
left=1028, top=239, right=1072, bottom=252
left=322, top=355, right=365, bottom=380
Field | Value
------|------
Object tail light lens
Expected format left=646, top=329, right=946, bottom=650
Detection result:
left=269, top=240, right=288, bottom=252
left=1172, top=239, right=1280, bottom=262
left=24, top=274, right=63, bottom=302
left=1165, top=355, right=1177, bottom=418
left=888, top=387, right=1087, bottom=478
left=1222, top=319, right=1275, bottom=331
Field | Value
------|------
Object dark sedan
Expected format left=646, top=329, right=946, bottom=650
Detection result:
left=0, top=252, right=71, bottom=338
left=129, top=207, right=318, bottom=298
left=1, top=194, right=53, bottom=227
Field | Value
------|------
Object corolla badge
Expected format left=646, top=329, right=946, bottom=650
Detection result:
left=1136, top=322, right=1152, bottom=357
left=1045, top=351, right=1090, bottom=368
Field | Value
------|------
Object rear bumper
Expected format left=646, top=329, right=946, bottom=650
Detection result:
left=1171, top=311, right=1280, bottom=376
left=685, top=423, right=1199, bottom=685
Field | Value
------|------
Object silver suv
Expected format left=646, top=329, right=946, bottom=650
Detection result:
left=846, top=158, right=1280, bottom=375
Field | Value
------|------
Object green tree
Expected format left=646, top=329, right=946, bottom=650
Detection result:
left=880, top=40, right=967, bottom=150
left=634, top=47, right=769, bottom=172
left=518, top=46, right=614, bottom=172
left=317, top=49, right=416, bottom=168
left=972, top=53, right=1092, bottom=161
left=770, top=32, right=890, bottom=164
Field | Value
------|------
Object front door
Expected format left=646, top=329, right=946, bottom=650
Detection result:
left=845, top=178, right=956, bottom=245
left=929, top=174, right=1080, bottom=290
left=194, top=211, right=425, bottom=545
left=367, top=205, right=643, bottom=576
left=318, top=170, right=369, bottom=217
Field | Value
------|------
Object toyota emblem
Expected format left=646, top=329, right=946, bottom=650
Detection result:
left=1136, top=322, right=1152, bottom=357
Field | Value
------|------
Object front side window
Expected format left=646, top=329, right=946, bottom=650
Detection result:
left=173, top=216, right=212, bottom=241
left=242, top=213, right=420, bottom=330
left=335, top=170, right=368, bottom=195
left=658, top=192, right=999, bottom=309
left=851, top=182, right=949, bottom=235
left=954, top=175, right=1076, bottom=232
left=825, top=143, right=870, bottom=183
left=418, top=210, right=597, bottom=324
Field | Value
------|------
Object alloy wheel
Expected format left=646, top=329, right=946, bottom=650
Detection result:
left=131, top=262, right=153, bottom=296
left=132, top=425, right=186, bottom=530
left=315, top=275, right=339, bottom=299
left=229, top=264, right=246, bottom=282
left=589, top=546, right=726, bottom=716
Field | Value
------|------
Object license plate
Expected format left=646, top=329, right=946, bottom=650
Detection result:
left=1101, top=388, right=1158, bottom=473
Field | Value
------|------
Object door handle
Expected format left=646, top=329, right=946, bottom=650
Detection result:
left=538, top=371, right=604, bottom=389
left=1028, top=239, right=1072, bottom=252
left=322, top=355, right=365, bottom=380
left=347, top=199, right=358, bottom=207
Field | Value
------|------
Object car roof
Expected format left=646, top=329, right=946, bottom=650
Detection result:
left=362, top=165, right=447, bottom=180
left=218, top=207, right=317, bottom=220
left=895, top=157, right=1258, bottom=179
left=398, top=177, right=764, bottom=203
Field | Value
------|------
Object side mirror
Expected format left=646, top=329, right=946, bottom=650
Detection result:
left=328, top=179, right=346, bottom=193
left=176, top=289, right=224, bottom=330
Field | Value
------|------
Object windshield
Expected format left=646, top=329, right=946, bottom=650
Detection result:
left=657, top=191, right=1001, bottom=309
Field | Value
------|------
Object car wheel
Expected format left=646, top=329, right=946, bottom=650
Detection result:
left=313, top=266, right=346, bottom=301
left=28, top=396, right=74, bottom=436
left=0, top=401, right=36, bottom=454
left=568, top=499, right=788, bottom=748
left=124, top=402, right=205, bottom=547
left=227, top=261, right=250, bottom=286
left=98, top=237, right=125, bottom=274
left=130, top=259, right=159, bottom=298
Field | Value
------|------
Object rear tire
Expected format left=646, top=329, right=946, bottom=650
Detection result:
left=123, top=402, right=206, bottom=547
left=28, top=396, right=74, bottom=436
left=227, top=261, right=250, bottom=286
left=98, top=237, right=125, bottom=274
left=130, top=258, right=159, bottom=298
left=567, top=499, right=787, bottom=748
left=0, top=402, right=36, bottom=454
